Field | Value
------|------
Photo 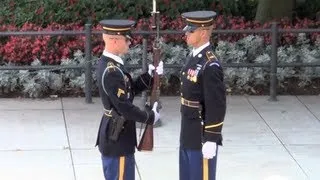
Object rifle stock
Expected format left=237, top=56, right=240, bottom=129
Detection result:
left=137, top=10, right=161, bottom=152
left=137, top=45, right=160, bottom=152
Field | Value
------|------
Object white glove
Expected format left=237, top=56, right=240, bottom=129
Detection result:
left=156, top=61, right=163, bottom=75
left=148, top=61, right=163, bottom=76
left=202, top=141, right=217, bottom=159
left=151, top=102, right=160, bottom=125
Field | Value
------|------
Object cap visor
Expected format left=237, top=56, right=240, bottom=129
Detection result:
left=125, top=34, right=132, bottom=40
left=183, top=25, right=197, bottom=32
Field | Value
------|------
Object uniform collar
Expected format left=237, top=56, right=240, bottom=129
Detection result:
left=192, top=42, right=210, bottom=57
left=103, top=50, right=124, bottom=65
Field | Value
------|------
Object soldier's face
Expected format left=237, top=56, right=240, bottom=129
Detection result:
left=185, top=28, right=208, bottom=48
left=117, top=36, right=131, bottom=54
left=185, top=28, right=205, bottom=48
left=103, top=34, right=131, bottom=55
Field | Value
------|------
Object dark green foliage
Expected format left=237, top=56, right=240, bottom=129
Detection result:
left=0, top=0, right=259, bottom=27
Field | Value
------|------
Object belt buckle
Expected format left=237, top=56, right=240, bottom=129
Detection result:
left=182, top=98, right=186, bottom=106
left=104, top=108, right=112, bottom=117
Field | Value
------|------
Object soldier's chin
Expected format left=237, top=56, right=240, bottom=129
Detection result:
left=186, top=40, right=193, bottom=46
left=122, top=49, right=128, bottom=54
left=185, top=38, right=190, bottom=44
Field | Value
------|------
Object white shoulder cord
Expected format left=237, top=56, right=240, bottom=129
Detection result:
left=101, top=65, right=126, bottom=96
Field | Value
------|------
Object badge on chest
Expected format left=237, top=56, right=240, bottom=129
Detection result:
left=186, top=66, right=201, bottom=83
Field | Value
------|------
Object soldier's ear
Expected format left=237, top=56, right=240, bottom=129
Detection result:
left=200, top=30, right=206, bottom=38
left=203, top=29, right=211, bottom=38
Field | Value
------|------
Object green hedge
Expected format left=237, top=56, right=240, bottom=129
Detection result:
left=2, top=0, right=318, bottom=28
left=0, top=0, right=259, bottom=27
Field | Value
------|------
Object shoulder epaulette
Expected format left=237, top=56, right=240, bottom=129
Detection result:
left=205, top=51, right=217, bottom=62
left=102, top=61, right=126, bottom=96
left=202, top=51, right=220, bottom=70
left=106, top=62, right=116, bottom=72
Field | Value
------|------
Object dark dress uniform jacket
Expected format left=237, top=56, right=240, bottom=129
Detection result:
left=95, top=55, right=155, bottom=157
left=180, top=45, right=226, bottom=150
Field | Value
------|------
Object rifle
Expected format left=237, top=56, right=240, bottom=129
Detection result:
left=137, top=0, right=161, bottom=151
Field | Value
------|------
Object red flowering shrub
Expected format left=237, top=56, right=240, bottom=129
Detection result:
left=0, top=22, right=86, bottom=64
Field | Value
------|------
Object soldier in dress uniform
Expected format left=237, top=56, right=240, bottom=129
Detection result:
left=95, top=19, right=163, bottom=180
left=178, top=11, right=227, bottom=180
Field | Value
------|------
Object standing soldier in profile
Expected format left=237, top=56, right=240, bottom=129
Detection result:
left=178, top=11, right=227, bottom=180
left=95, top=19, right=163, bottom=180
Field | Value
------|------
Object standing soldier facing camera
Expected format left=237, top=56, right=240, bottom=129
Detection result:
left=178, top=11, right=227, bottom=180
left=95, top=19, right=163, bottom=180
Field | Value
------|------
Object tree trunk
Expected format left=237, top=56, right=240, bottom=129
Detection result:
left=255, top=0, right=295, bottom=23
